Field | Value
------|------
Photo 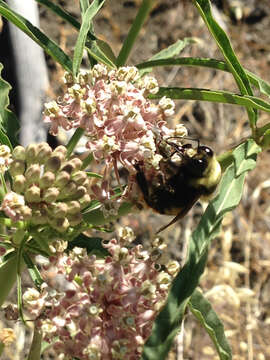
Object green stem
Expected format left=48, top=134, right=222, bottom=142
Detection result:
left=116, top=0, right=154, bottom=66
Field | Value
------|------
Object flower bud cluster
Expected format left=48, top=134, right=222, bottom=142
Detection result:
left=43, top=64, right=182, bottom=172
left=23, top=227, right=179, bottom=360
left=1, top=143, right=91, bottom=232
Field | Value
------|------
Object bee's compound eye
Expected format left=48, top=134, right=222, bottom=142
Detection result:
left=198, top=146, right=213, bottom=157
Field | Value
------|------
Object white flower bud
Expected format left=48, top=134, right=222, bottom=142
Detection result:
left=42, top=187, right=60, bottom=203
left=39, top=171, right=55, bottom=189
left=12, top=146, right=25, bottom=161
left=25, top=164, right=41, bottom=183
left=9, top=160, right=25, bottom=176
left=25, top=185, right=41, bottom=203
left=12, top=175, right=26, bottom=193
left=25, top=144, right=38, bottom=164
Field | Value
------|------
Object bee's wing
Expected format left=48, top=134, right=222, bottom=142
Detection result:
left=156, top=194, right=200, bottom=234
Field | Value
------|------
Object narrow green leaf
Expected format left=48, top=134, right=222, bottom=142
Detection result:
left=140, top=38, right=196, bottom=76
left=73, top=0, right=106, bottom=76
left=193, top=0, right=257, bottom=127
left=86, top=172, right=103, bottom=179
left=35, top=0, right=116, bottom=69
left=82, top=152, right=94, bottom=169
left=0, top=63, right=19, bottom=148
left=149, top=87, right=270, bottom=114
left=136, top=57, right=270, bottom=97
left=27, top=326, right=42, bottom=360
left=116, top=0, right=154, bottom=66
left=80, top=0, right=90, bottom=14
left=66, top=128, right=85, bottom=158
left=83, top=202, right=133, bottom=226
left=142, top=140, right=261, bottom=359
left=96, top=39, right=117, bottom=64
left=0, top=126, right=12, bottom=149
left=23, top=252, right=44, bottom=290
left=35, top=0, right=94, bottom=36
left=189, top=289, right=232, bottom=360
left=86, top=39, right=116, bottom=69
left=152, top=38, right=196, bottom=61
left=0, top=0, right=72, bottom=72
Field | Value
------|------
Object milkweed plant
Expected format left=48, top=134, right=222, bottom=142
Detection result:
left=0, top=0, right=269, bottom=359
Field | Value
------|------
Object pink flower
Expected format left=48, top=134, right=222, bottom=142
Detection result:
left=25, top=228, right=178, bottom=359
left=43, top=64, right=187, bottom=214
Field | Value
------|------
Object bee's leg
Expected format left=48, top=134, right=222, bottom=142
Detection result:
left=156, top=197, right=198, bottom=234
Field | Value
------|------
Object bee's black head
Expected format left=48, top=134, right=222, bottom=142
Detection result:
left=184, top=145, right=214, bottom=178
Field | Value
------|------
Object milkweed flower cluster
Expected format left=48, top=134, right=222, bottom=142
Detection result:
left=23, top=228, right=180, bottom=360
left=0, top=143, right=91, bottom=233
left=43, top=64, right=187, bottom=172
left=43, top=64, right=187, bottom=214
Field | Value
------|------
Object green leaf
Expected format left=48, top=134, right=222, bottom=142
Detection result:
left=0, top=63, right=19, bottom=148
left=80, top=0, right=89, bottom=14
left=23, top=252, right=44, bottom=290
left=116, top=0, right=154, bottom=67
left=96, top=39, right=117, bottom=64
left=149, top=87, right=270, bottom=114
left=140, top=38, right=196, bottom=76
left=73, top=0, right=106, bottom=76
left=66, top=128, right=85, bottom=158
left=0, top=0, right=72, bottom=72
left=68, top=234, right=109, bottom=257
left=86, top=39, right=116, bottom=69
left=35, top=0, right=116, bottom=69
left=142, top=140, right=261, bottom=360
left=82, top=152, right=94, bottom=169
left=193, top=0, right=257, bottom=128
left=27, top=326, right=42, bottom=360
left=152, top=38, right=196, bottom=61
left=0, top=252, right=17, bottom=306
left=35, top=0, right=93, bottom=37
left=83, top=202, right=133, bottom=226
left=86, top=172, right=103, bottom=179
left=189, top=289, right=232, bottom=360
left=136, top=57, right=270, bottom=97
left=0, top=126, right=12, bottom=148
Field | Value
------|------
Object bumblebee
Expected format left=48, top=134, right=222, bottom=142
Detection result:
left=135, top=139, right=222, bottom=233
